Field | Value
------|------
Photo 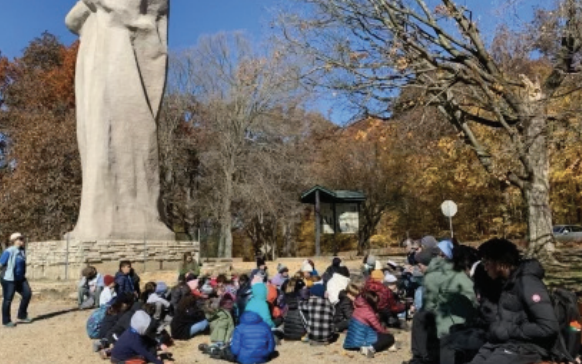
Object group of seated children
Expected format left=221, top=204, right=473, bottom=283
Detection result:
left=84, top=248, right=489, bottom=364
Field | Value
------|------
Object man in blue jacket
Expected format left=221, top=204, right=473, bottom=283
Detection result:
left=0, top=233, right=32, bottom=327
left=210, top=311, right=276, bottom=364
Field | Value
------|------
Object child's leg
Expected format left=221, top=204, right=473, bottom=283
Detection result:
left=189, top=319, right=209, bottom=337
left=372, top=333, right=395, bottom=353
left=154, top=302, right=163, bottom=320
left=77, top=286, right=88, bottom=306
left=94, top=286, right=103, bottom=307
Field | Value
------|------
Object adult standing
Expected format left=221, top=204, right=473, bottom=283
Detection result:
left=0, top=233, right=32, bottom=327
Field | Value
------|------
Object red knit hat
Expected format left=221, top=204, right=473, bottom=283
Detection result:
left=103, top=275, right=115, bottom=287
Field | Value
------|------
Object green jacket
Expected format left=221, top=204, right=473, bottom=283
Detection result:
left=422, top=257, right=477, bottom=338
left=179, top=261, right=200, bottom=277
left=207, top=309, right=234, bottom=343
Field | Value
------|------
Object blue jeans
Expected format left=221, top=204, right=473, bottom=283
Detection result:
left=189, top=319, right=208, bottom=337
left=1, top=278, right=32, bottom=325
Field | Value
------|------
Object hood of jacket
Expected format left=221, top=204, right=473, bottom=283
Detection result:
left=239, top=311, right=263, bottom=325
left=512, top=258, right=545, bottom=281
left=251, top=282, right=268, bottom=301
left=130, top=310, right=151, bottom=336
left=426, top=256, right=453, bottom=275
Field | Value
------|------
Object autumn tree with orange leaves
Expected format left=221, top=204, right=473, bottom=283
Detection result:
left=0, top=33, right=81, bottom=242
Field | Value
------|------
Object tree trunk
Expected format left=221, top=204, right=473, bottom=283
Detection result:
left=218, top=166, right=234, bottom=258
left=522, top=112, right=555, bottom=261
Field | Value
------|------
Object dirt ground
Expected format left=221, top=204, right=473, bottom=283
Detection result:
left=0, top=261, right=412, bottom=364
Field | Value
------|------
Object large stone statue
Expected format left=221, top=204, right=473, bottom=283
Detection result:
left=65, top=0, right=174, bottom=240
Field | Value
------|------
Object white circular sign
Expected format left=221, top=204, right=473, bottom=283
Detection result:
left=441, top=200, right=458, bottom=217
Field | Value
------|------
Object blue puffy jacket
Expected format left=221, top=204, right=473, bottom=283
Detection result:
left=114, top=272, right=135, bottom=297
left=231, top=311, right=275, bottom=364
left=343, top=319, right=378, bottom=349
left=244, top=283, right=275, bottom=327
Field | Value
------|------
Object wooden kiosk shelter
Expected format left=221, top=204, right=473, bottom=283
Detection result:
left=300, top=186, right=366, bottom=256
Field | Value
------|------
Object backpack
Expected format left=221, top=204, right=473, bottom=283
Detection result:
left=86, top=305, right=107, bottom=339
left=550, top=288, right=581, bottom=363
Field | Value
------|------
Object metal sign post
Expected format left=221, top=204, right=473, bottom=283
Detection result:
left=440, top=200, right=458, bottom=238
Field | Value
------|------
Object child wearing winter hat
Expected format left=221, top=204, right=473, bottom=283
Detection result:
left=300, top=260, right=314, bottom=279
left=99, top=275, right=116, bottom=307
left=147, top=281, right=172, bottom=332
left=110, top=310, right=170, bottom=364
left=270, top=264, right=289, bottom=288
left=299, top=284, right=336, bottom=345
left=343, top=291, right=395, bottom=358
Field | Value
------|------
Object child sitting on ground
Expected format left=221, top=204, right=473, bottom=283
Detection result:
left=334, top=283, right=360, bottom=332
left=199, top=293, right=236, bottom=356
left=99, top=275, right=116, bottom=307
left=140, top=282, right=157, bottom=303
left=78, top=266, right=103, bottom=309
left=299, top=284, right=336, bottom=345
left=343, top=291, right=395, bottom=358
left=244, top=281, right=275, bottom=328
left=207, top=311, right=276, bottom=364
left=266, top=283, right=285, bottom=327
left=147, top=282, right=172, bottom=333
left=93, top=294, right=135, bottom=352
left=170, top=295, right=208, bottom=341
left=115, top=261, right=139, bottom=298
left=110, top=310, right=172, bottom=364
left=282, top=278, right=306, bottom=340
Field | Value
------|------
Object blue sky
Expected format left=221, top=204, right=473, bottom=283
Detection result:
left=0, top=1, right=546, bottom=124
left=0, top=0, right=278, bottom=59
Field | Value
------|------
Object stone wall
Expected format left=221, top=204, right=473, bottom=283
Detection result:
left=25, top=240, right=199, bottom=280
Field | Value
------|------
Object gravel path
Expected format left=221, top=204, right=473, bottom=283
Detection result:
left=0, top=301, right=411, bottom=364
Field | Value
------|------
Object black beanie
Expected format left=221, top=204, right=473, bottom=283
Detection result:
left=256, top=257, right=266, bottom=268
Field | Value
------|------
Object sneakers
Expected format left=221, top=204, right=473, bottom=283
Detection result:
left=301, top=335, right=309, bottom=343
left=360, top=346, right=375, bottom=358
left=209, top=347, right=222, bottom=359
left=198, top=343, right=210, bottom=354
left=3, top=322, right=16, bottom=328
left=18, top=317, right=32, bottom=323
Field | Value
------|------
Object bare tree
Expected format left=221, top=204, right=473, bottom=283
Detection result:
left=169, top=33, right=307, bottom=258
left=280, top=0, right=582, bottom=260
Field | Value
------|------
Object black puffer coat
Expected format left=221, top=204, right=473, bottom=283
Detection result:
left=489, top=259, right=559, bottom=356
left=473, top=263, right=502, bottom=328
left=283, top=292, right=306, bottom=340
left=333, top=290, right=354, bottom=324
left=106, top=302, right=143, bottom=343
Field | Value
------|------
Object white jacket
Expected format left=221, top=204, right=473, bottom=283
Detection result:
left=147, top=293, right=170, bottom=308
left=99, top=286, right=116, bottom=307
left=326, top=273, right=351, bottom=305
